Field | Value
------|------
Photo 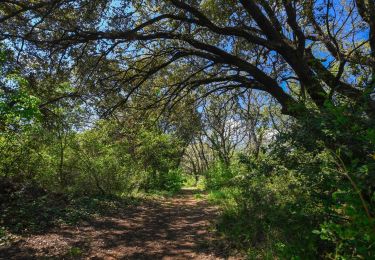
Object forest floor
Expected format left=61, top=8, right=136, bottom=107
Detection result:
left=0, top=188, right=240, bottom=259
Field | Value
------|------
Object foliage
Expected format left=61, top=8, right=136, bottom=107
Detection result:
left=209, top=151, right=328, bottom=258
left=0, top=118, right=185, bottom=196
left=0, top=48, right=41, bottom=132
left=0, top=180, right=140, bottom=234
left=1, top=1, right=375, bottom=258
left=163, top=168, right=185, bottom=193
left=205, top=161, right=236, bottom=190
left=207, top=102, right=375, bottom=259
left=307, top=102, right=375, bottom=259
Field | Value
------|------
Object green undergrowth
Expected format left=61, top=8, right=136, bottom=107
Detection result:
left=140, top=189, right=177, bottom=198
left=0, top=179, right=187, bottom=237
left=0, top=189, right=143, bottom=235
left=207, top=186, right=321, bottom=259
left=183, top=174, right=206, bottom=190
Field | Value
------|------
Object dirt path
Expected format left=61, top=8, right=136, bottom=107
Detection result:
left=1, top=189, right=239, bottom=259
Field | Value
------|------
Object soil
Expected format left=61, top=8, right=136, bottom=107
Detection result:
left=0, top=189, right=240, bottom=259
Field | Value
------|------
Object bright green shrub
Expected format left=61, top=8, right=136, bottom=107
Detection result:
left=205, top=161, right=235, bottom=190
left=163, top=168, right=184, bottom=193
left=210, top=101, right=375, bottom=259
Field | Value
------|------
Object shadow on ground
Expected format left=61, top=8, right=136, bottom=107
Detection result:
left=0, top=189, right=236, bottom=259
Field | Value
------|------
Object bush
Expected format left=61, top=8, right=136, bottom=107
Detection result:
left=208, top=102, right=375, bottom=258
left=210, top=151, right=327, bottom=258
left=163, top=168, right=185, bottom=193
left=205, top=161, right=235, bottom=190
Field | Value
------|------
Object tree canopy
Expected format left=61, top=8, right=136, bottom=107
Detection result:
left=1, top=0, right=374, bottom=117
left=0, top=1, right=374, bottom=259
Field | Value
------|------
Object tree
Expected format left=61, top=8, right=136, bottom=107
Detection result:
left=200, top=94, right=245, bottom=166
left=2, top=0, right=373, bottom=193
left=1, top=0, right=374, bottom=117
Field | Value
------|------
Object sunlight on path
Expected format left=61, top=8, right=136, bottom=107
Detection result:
left=1, top=189, right=241, bottom=259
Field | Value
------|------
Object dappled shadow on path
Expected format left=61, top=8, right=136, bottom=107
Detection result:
left=0, top=190, right=236, bottom=259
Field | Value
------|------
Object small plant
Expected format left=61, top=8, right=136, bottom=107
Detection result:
left=0, top=226, right=7, bottom=243
left=194, top=193, right=203, bottom=199
left=68, top=246, right=82, bottom=256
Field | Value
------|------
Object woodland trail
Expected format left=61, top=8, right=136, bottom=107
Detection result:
left=0, top=189, right=240, bottom=259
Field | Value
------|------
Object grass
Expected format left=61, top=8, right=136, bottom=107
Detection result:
left=68, top=246, right=83, bottom=257
left=0, top=191, right=141, bottom=235
left=0, top=184, right=188, bottom=236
